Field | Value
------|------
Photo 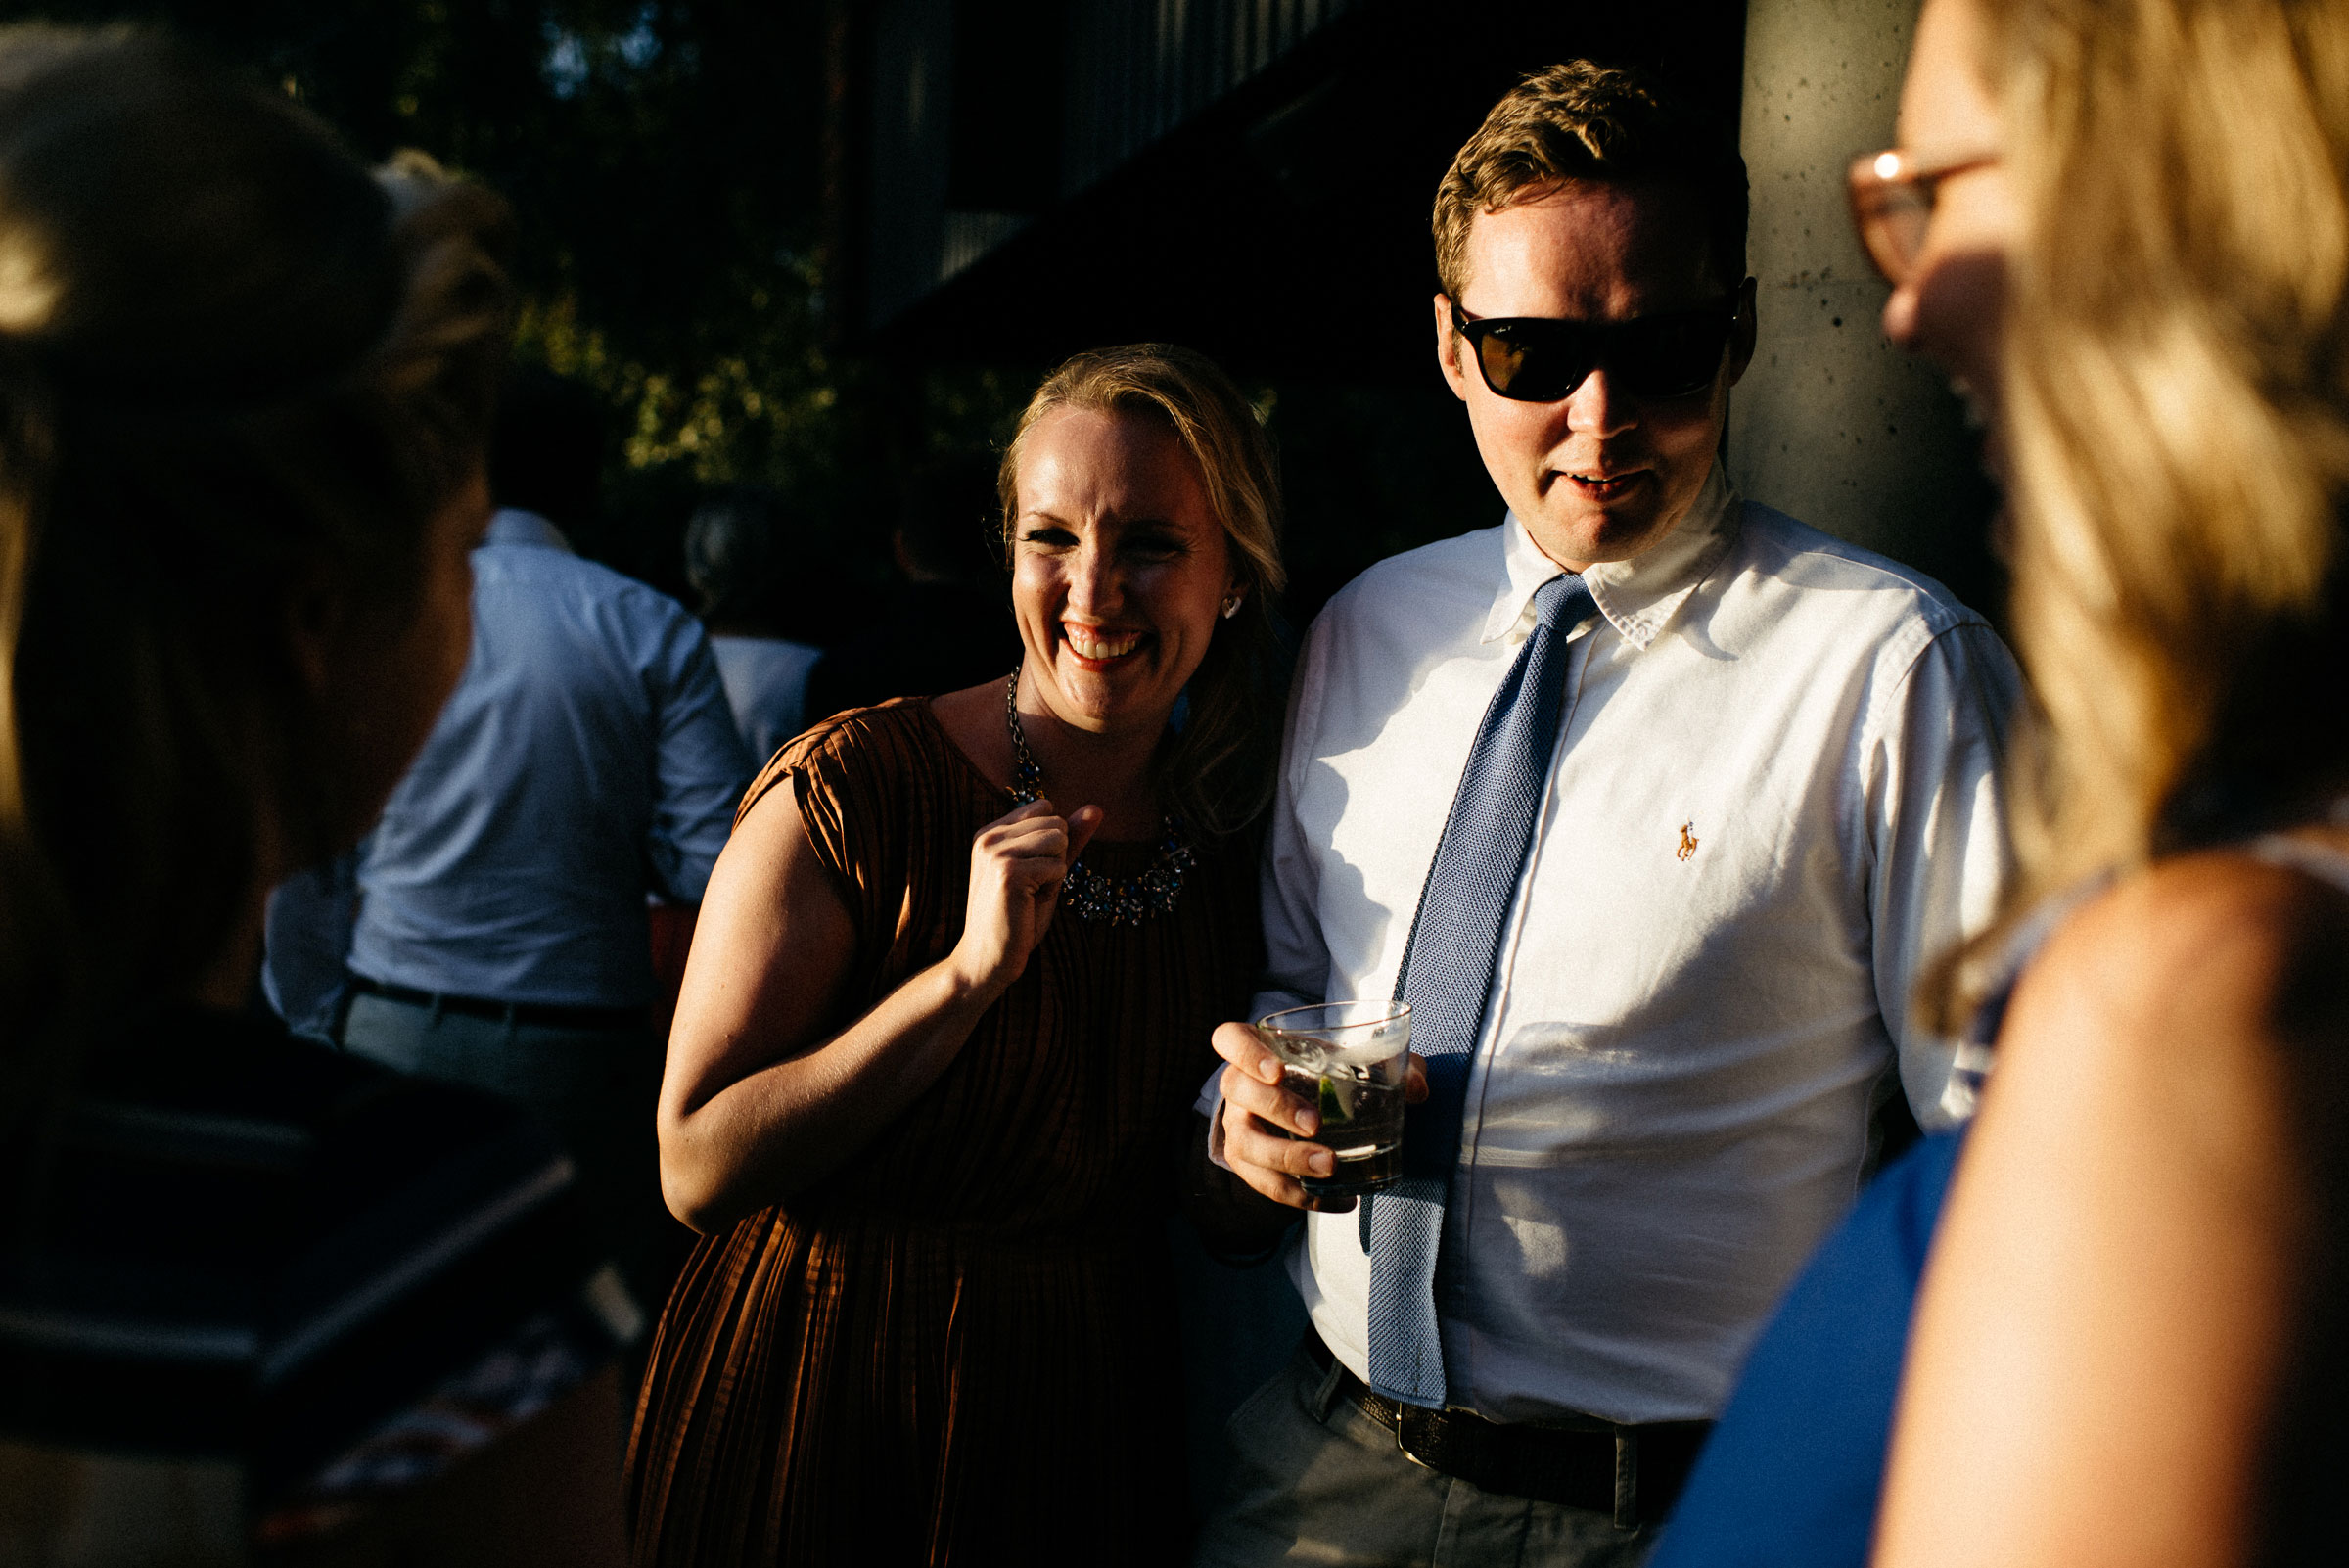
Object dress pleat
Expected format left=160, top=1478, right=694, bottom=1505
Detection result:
left=626, top=699, right=1263, bottom=1566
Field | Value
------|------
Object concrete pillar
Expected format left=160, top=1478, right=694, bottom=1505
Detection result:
left=1730, top=0, right=2003, bottom=616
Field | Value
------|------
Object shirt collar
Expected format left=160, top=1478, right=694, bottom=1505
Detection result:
left=484, top=508, right=575, bottom=552
left=1480, top=462, right=1740, bottom=649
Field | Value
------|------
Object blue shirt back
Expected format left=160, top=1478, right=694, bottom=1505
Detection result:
left=348, top=511, right=752, bottom=1008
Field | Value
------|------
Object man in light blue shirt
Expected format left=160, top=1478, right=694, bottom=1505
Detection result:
left=335, top=375, right=752, bottom=1308
left=345, top=505, right=749, bottom=1008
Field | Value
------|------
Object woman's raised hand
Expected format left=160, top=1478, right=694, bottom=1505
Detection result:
left=949, top=798, right=1103, bottom=996
left=662, top=784, right=1104, bottom=1228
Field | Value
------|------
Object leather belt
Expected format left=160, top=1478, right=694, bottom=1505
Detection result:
left=347, top=975, right=649, bottom=1034
left=1304, top=1330, right=1711, bottom=1529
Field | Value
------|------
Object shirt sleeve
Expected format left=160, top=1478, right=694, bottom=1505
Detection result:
left=1257, top=612, right=1338, bottom=1019
left=643, top=612, right=757, bottom=904
left=1865, top=619, right=2021, bottom=1130
left=261, top=848, right=361, bottom=1043
left=1197, top=615, right=1335, bottom=1160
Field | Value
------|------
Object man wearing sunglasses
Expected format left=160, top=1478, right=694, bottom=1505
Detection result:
left=1191, top=61, right=2020, bottom=1568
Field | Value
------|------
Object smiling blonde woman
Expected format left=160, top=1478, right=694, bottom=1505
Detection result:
left=628, top=344, right=1285, bottom=1567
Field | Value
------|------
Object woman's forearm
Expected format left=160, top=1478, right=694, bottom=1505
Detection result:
left=659, top=783, right=1088, bottom=1235
left=660, top=955, right=1002, bottom=1232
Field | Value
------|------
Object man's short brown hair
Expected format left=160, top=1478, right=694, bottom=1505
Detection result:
left=1433, top=60, right=1749, bottom=303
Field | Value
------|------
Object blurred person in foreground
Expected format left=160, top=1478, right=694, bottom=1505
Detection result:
left=0, top=28, right=629, bottom=1563
left=1189, top=62, right=2017, bottom=1568
left=337, top=368, right=753, bottom=1312
left=1652, top=2, right=2349, bottom=1565
left=801, top=448, right=1024, bottom=721
left=626, top=345, right=1281, bottom=1565
left=684, top=484, right=825, bottom=765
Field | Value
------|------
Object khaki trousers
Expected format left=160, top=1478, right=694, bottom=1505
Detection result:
left=1193, top=1347, right=1659, bottom=1568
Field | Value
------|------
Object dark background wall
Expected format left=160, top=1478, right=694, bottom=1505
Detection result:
left=856, top=0, right=1751, bottom=623
left=1733, top=0, right=2003, bottom=622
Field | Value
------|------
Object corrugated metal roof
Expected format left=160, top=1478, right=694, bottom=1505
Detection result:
left=1062, top=0, right=1357, bottom=194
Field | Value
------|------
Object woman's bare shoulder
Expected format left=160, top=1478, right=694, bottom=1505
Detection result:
left=736, top=696, right=958, bottom=835
left=2029, top=844, right=2349, bottom=1034
left=2000, top=841, right=2349, bottom=1154
left=1884, top=845, right=2349, bottom=1568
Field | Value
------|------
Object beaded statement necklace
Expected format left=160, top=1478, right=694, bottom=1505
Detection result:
left=1002, top=668, right=1196, bottom=925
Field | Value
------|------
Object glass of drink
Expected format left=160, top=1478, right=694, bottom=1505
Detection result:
left=1253, top=1000, right=1411, bottom=1200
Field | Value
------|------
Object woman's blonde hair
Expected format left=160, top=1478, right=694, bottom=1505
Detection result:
left=1938, top=0, right=2349, bottom=1015
left=997, top=344, right=1287, bottom=840
left=0, top=30, right=512, bottom=1077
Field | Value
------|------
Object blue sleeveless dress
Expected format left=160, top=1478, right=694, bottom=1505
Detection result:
left=1645, top=1130, right=1960, bottom=1567
left=1649, top=836, right=2349, bottom=1567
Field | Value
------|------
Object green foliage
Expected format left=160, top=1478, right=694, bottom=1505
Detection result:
left=1, top=0, right=886, bottom=596
left=0, top=1, right=1501, bottom=624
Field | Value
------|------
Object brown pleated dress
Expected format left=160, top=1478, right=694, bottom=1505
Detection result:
left=626, top=699, right=1264, bottom=1567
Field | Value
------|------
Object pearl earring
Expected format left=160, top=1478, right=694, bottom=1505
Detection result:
left=1221, top=595, right=1241, bottom=620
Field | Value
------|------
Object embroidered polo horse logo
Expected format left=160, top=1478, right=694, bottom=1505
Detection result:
left=1677, top=821, right=1699, bottom=861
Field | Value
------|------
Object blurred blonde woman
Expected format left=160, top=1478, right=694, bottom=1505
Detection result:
left=629, top=345, right=1283, bottom=1566
left=1653, top=1, right=2349, bottom=1565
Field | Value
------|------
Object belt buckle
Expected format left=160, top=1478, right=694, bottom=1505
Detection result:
left=1393, top=1405, right=1445, bottom=1473
left=1395, top=1402, right=1647, bottom=1531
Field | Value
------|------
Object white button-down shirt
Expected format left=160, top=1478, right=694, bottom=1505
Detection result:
left=1210, top=467, right=2018, bottom=1425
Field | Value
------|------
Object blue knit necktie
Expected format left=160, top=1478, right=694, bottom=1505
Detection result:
left=1364, top=571, right=1593, bottom=1408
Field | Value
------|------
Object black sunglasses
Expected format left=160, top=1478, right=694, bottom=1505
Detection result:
left=1451, top=297, right=1743, bottom=402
